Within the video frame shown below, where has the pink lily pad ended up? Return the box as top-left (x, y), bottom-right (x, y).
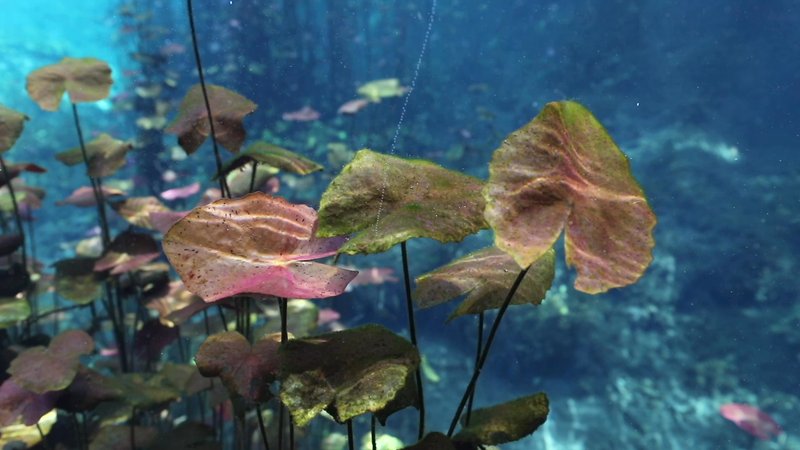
top-left (0, 162), bottom-right (46, 188)
top-left (8, 329), bottom-right (94, 393)
top-left (0, 105), bottom-right (28, 153)
top-left (57, 185), bottom-right (126, 207)
top-left (93, 231), bottom-right (160, 275)
top-left (165, 84), bottom-right (257, 155)
top-left (195, 331), bottom-right (282, 403)
top-left (414, 247), bottom-right (555, 319)
top-left (26, 57), bottom-right (113, 111)
top-left (160, 181), bottom-right (201, 200)
top-left (484, 101), bottom-right (657, 294)
top-left (163, 192), bottom-right (357, 301)
top-left (0, 378), bottom-right (59, 427)
top-left (56, 133), bottom-right (133, 178)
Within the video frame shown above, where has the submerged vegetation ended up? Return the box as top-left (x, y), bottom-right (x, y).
top-left (6, 2), bottom-right (751, 450)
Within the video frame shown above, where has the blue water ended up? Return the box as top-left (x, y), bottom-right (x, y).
top-left (1, 1), bottom-right (798, 449)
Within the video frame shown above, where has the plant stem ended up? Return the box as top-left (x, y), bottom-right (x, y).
top-left (464, 312), bottom-right (484, 425)
top-left (256, 404), bottom-right (271, 450)
top-left (400, 241), bottom-right (425, 439)
top-left (371, 415), bottom-right (377, 450)
top-left (0, 155), bottom-right (26, 268)
top-left (186, 0), bottom-right (230, 199)
top-left (249, 161), bottom-right (258, 193)
top-left (347, 420), bottom-right (355, 450)
top-left (70, 103), bottom-right (110, 249)
top-left (446, 266), bottom-right (530, 437)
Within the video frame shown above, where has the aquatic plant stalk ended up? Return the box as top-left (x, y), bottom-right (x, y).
top-left (256, 404), bottom-right (271, 450)
top-left (347, 420), bottom-right (355, 450)
top-left (464, 312), bottom-right (484, 425)
top-left (249, 161), bottom-right (258, 193)
top-left (446, 266), bottom-right (530, 437)
top-left (400, 241), bottom-right (426, 439)
top-left (186, 0), bottom-right (230, 198)
top-left (371, 415), bottom-right (377, 450)
top-left (0, 155), bottom-right (27, 267)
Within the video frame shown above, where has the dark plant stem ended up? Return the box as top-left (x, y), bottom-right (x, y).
top-left (347, 420), bottom-right (355, 450)
top-left (249, 161), bottom-right (259, 193)
top-left (0, 155), bottom-right (26, 268)
top-left (217, 304), bottom-right (228, 331)
top-left (70, 103), bottom-right (110, 248)
top-left (371, 415), bottom-right (378, 450)
top-left (278, 297), bottom-right (294, 449)
top-left (256, 404), bottom-right (271, 450)
top-left (400, 241), bottom-right (425, 439)
top-left (186, 0), bottom-right (230, 198)
top-left (446, 266), bottom-right (530, 437)
top-left (464, 312), bottom-right (484, 425)
top-left (36, 423), bottom-right (51, 450)
top-left (277, 404), bottom-right (284, 450)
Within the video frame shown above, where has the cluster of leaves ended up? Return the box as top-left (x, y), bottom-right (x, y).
top-left (0, 39), bottom-right (655, 450)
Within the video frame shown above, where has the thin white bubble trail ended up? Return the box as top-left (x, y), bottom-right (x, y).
top-left (372, 0), bottom-right (437, 237)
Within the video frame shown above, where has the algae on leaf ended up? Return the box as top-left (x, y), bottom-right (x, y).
top-left (0, 105), bottom-right (28, 153)
top-left (26, 57), bottom-right (113, 111)
top-left (216, 141), bottom-right (324, 178)
top-left (454, 393), bottom-right (549, 445)
top-left (279, 324), bottom-right (420, 426)
top-left (317, 149), bottom-right (487, 255)
top-left (414, 246), bottom-right (555, 319)
top-left (484, 101), bottom-right (656, 293)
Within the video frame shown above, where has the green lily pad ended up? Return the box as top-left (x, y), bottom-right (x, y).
top-left (357, 79), bottom-right (408, 103)
top-left (279, 324), bottom-right (420, 426)
top-left (195, 331), bottom-right (281, 403)
top-left (224, 162), bottom-right (279, 197)
top-left (54, 257), bottom-right (104, 304)
top-left (165, 84), bottom-right (257, 155)
top-left (317, 149), bottom-right (487, 254)
top-left (454, 393), bottom-right (549, 445)
top-left (414, 247), bottom-right (555, 319)
top-left (110, 196), bottom-right (171, 229)
top-left (8, 329), bottom-right (94, 393)
top-left (0, 409), bottom-right (57, 449)
top-left (0, 105), bottom-right (28, 153)
top-left (26, 57), bottom-right (113, 111)
top-left (400, 433), bottom-right (457, 450)
top-left (56, 133), bottom-right (133, 178)
top-left (216, 141), bottom-right (323, 179)
top-left (484, 101), bottom-right (657, 293)
top-left (163, 192), bottom-right (356, 302)
top-left (0, 296), bottom-right (30, 329)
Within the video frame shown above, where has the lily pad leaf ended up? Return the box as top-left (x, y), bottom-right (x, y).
top-left (145, 281), bottom-right (209, 327)
top-left (216, 141), bottom-right (323, 179)
top-left (57, 185), bottom-right (126, 207)
top-left (56, 133), bottom-right (133, 178)
top-left (0, 296), bottom-right (31, 329)
top-left (165, 84), bottom-right (257, 155)
top-left (0, 105), bottom-right (28, 153)
top-left (163, 192), bottom-right (357, 302)
top-left (357, 79), bottom-right (408, 103)
top-left (94, 231), bottom-right (160, 275)
top-left (0, 162), bottom-right (46, 188)
top-left (225, 162), bottom-right (279, 197)
top-left (279, 324), bottom-right (420, 426)
top-left (0, 409), bottom-right (57, 448)
top-left (110, 196), bottom-right (171, 229)
top-left (195, 331), bottom-right (281, 403)
top-left (454, 393), bottom-right (549, 445)
top-left (400, 433), bottom-right (458, 450)
top-left (0, 379), bottom-right (59, 427)
top-left (0, 233), bottom-right (24, 256)
top-left (8, 329), bottom-right (94, 393)
top-left (89, 425), bottom-right (158, 450)
top-left (317, 149), bottom-right (487, 255)
top-left (55, 366), bottom-right (123, 412)
top-left (484, 101), bottom-right (657, 293)
top-left (26, 57), bottom-right (113, 111)
top-left (54, 257), bottom-right (104, 304)
top-left (414, 247), bottom-right (555, 320)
